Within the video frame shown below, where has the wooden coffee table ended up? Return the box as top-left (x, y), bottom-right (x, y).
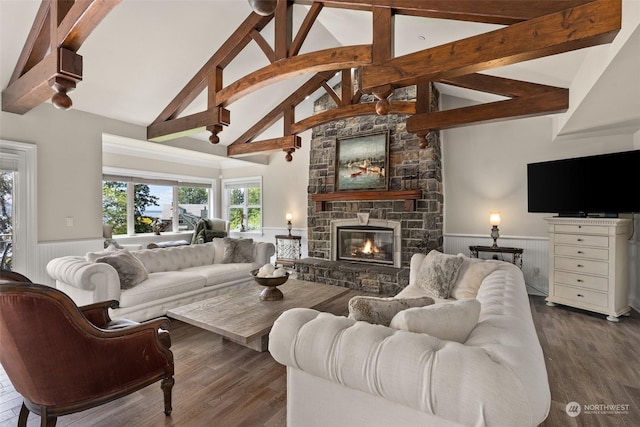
top-left (167, 278), bottom-right (349, 352)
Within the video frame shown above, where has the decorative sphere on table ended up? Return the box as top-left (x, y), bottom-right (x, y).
top-left (250, 267), bottom-right (289, 301)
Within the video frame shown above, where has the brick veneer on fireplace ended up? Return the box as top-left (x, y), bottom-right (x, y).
top-left (300, 84), bottom-right (443, 293)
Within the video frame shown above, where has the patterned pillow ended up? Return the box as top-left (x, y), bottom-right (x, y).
top-left (415, 250), bottom-right (464, 299)
top-left (95, 250), bottom-right (148, 289)
top-left (390, 298), bottom-right (481, 343)
top-left (222, 238), bottom-right (254, 263)
top-left (348, 296), bottom-right (435, 327)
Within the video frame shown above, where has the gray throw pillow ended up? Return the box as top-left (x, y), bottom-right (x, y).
top-left (222, 237), bottom-right (254, 263)
top-left (348, 296), bottom-right (435, 327)
top-left (415, 250), bottom-right (464, 299)
top-left (95, 250), bottom-right (149, 289)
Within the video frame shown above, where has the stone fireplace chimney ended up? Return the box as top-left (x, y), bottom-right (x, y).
top-left (298, 84), bottom-right (443, 294)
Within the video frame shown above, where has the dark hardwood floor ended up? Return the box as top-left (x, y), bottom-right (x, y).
top-left (1, 292), bottom-right (638, 426)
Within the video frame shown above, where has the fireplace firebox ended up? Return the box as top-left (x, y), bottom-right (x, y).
top-left (337, 226), bottom-right (394, 265)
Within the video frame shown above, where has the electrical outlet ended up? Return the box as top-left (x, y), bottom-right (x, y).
top-left (66, 217), bottom-right (74, 227)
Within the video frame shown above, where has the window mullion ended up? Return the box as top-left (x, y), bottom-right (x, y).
top-left (126, 181), bottom-right (135, 235)
top-left (172, 185), bottom-right (179, 233)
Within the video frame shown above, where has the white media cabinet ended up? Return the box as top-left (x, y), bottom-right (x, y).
top-left (545, 217), bottom-right (631, 322)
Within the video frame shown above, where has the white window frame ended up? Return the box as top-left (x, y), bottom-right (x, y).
top-left (222, 176), bottom-right (263, 235)
top-left (103, 167), bottom-right (215, 236)
top-left (0, 140), bottom-right (37, 276)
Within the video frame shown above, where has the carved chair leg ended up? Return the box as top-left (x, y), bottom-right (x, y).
top-left (18, 403), bottom-right (29, 427)
top-left (161, 376), bottom-right (175, 416)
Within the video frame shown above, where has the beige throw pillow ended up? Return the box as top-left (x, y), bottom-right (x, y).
top-left (222, 238), bottom-right (254, 263)
top-left (450, 257), bottom-right (499, 300)
top-left (348, 296), bottom-right (435, 327)
top-left (415, 250), bottom-right (464, 299)
top-left (95, 250), bottom-right (148, 289)
top-left (390, 299), bottom-right (481, 343)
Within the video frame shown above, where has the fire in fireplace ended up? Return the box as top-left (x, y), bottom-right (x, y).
top-left (337, 226), bottom-right (394, 265)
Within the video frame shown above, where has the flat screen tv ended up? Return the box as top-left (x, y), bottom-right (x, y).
top-left (527, 150), bottom-right (640, 217)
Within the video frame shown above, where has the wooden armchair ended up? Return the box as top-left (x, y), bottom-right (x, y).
top-left (0, 281), bottom-right (174, 427)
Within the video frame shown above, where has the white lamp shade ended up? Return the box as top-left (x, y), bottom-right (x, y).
top-left (489, 212), bottom-right (501, 226)
top-left (285, 212), bottom-right (293, 222)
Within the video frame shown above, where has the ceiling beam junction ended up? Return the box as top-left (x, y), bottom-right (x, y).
top-left (2, 0), bottom-right (121, 114)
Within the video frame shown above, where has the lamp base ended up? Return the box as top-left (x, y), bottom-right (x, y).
top-left (490, 226), bottom-right (500, 248)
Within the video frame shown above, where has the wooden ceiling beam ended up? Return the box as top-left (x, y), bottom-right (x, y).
top-left (439, 73), bottom-right (565, 97)
top-left (215, 45), bottom-right (372, 107)
top-left (359, 0), bottom-right (621, 92)
top-left (57, 0), bottom-right (118, 50)
top-left (292, 101), bottom-right (414, 134)
top-left (3, 0), bottom-right (120, 114)
top-left (290, 2), bottom-right (324, 57)
top-left (151, 13), bottom-right (273, 125)
top-left (293, 0), bottom-right (594, 25)
top-left (147, 108), bottom-right (230, 142)
top-left (406, 88), bottom-right (569, 134)
top-left (275, 0), bottom-right (293, 60)
top-left (227, 135), bottom-right (301, 157)
top-left (9, 0), bottom-right (51, 85)
top-left (231, 71), bottom-right (334, 145)
top-left (250, 29), bottom-right (275, 63)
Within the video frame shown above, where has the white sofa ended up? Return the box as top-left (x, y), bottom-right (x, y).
top-left (47, 238), bottom-right (274, 321)
top-left (269, 253), bottom-right (551, 427)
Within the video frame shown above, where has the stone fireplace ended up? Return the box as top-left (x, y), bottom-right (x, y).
top-left (296, 84), bottom-right (443, 294)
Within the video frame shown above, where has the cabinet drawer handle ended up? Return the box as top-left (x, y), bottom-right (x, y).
top-left (577, 238), bottom-right (583, 242)
top-left (577, 251), bottom-right (584, 254)
top-left (577, 294), bottom-right (584, 297)
top-left (577, 264), bottom-right (584, 268)
top-left (577, 279), bottom-right (584, 283)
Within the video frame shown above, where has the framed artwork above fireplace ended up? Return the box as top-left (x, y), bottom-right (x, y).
top-left (335, 131), bottom-right (389, 192)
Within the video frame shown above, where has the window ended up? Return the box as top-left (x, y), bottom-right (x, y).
top-left (103, 173), bottom-right (213, 236)
top-left (0, 140), bottom-right (36, 275)
top-left (223, 177), bottom-right (262, 232)
top-left (0, 170), bottom-right (13, 269)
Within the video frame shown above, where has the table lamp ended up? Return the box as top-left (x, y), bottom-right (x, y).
top-left (286, 212), bottom-right (293, 236)
top-left (489, 211), bottom-right (501, 248)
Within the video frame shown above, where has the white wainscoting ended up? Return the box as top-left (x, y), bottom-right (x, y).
top-left (35, 238), bottom-right (104, 286)
top-left (444, 234), bottom-right (550, 296)
top-left (445, 234), bottom-right (640, 312)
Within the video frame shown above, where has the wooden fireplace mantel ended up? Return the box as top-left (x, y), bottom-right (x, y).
top-left (312, 190), bottom-right (422, 212)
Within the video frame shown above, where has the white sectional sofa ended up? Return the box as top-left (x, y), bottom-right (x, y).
top-left (269, 253), bottom-right (551, 426)
top-left (47, 238), bottom-right (274, 321)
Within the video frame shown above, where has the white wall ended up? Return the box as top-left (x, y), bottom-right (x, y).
top-left (441, 94), bottom-right (639, 308)
top-left (442, 95), bottom-right (635, 237)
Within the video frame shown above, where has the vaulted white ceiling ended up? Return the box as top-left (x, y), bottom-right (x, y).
top-left (1, 1), bottom-right (639, 149)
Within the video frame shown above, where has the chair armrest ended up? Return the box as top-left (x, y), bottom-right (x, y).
top-left (269, 308), bottom-right (539, 426)
top-left (79, 300), bottom-right (119, 328)
top-left (46, 256), bottom-right (121, 303)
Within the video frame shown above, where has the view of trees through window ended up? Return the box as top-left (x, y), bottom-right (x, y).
top-left (103, 180), bottom-right (210, 235)
top-left (228, 186), bottom-right (261, 231)
top-left (0, 171), bottom-right (13, 269)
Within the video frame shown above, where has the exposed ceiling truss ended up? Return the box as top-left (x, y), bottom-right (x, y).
top-left (2, 0), bottom-right (120, 114)
top-left (3, 0), bottom-right (622, 162)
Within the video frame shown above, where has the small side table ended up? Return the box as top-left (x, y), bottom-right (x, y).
top-left (275, 234), bottom-right (302, 267)
top-left (469, 245), bottom-right (523, 268)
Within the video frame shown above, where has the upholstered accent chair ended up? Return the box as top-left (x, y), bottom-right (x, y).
top-left (0, 281), bottom-right (174, 426)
